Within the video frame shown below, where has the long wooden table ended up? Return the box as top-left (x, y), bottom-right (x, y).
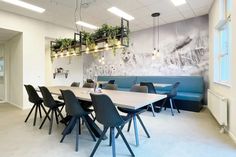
top-left (47, 86), bottom-right (167, 110)
top-left (44, 86), bottom-right (167, 139)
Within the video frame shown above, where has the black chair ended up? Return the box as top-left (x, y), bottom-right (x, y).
top-left (24, 85), bottom-right (49, 126)
top-left (160, 82), bottom-right (180, 116)
top-left (83, 82), bottom-right (94, 88)
top-left (86, 79), bottom-right (94, 83)
top-left (108, 80), bottom-right (115, 84)
top-left (140, 82), bottom-right (156, 117)
top-left (60, 90), bottom-right (96, 152)
top-left (117, 85), bottom-right (150, 146)
top-left (90, 93), bottom-right (135, 157)
top-left (104, 84), bottom-right (118, 90)
top-left (38, 86), bottom-right (65, 134)
top-left (58, 82), bottom-right (80, 100)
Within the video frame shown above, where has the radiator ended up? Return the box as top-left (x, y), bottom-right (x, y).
top-left (207, 89), bottom-right (228, 132)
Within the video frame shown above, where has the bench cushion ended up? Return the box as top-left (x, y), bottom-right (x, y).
top-left (174, 92), bottom-right (203, 102)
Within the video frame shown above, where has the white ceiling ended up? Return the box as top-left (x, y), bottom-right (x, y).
top-left (0, 28), bottom-right (20, 44)
top-left (0, 0), bottom-right (214, 32)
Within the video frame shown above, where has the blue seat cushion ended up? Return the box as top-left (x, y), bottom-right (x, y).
top-left (118, 87), bottom-right (130, 92)
top-left (174, 92), bottom-right (203, 102)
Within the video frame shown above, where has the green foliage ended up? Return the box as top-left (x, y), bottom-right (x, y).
top-left (52, 23), bottom-right (129, 55)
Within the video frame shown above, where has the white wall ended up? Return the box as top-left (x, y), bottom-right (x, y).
top-left (0, 44), bottom-right (5, 101)
top-left (4, 34), bottom-right (23, 108)
top-left (0, 10), bottom-right (83, 109)
top-left (45, 39), bottom-right (83, 86)
top-left (209, 0), bottom-right (236, 141)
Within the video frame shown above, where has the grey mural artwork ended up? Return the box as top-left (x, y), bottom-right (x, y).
top-left (83, 15), bottom-right (209, 83)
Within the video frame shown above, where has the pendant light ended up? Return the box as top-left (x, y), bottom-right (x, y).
top-left (151, 12), bottom-right (161, 60)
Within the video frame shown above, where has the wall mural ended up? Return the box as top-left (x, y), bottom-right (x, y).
top-left (83, 15), bottom-right (209, 83)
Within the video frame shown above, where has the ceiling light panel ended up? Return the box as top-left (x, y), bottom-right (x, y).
top-left (171, 0), bottom-right (186, 6)
top-left (76, 21), bottom-right (99, 30)
top-left (1, 0), bottom-right (45, 13)
top-left (107, 7), bottom-right (134, 21)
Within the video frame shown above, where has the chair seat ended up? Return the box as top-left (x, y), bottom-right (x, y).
top-left (58, 95), bottom-right (63, 100)
top-left (55, 100), bottom-right (65, 107)
top-left (118, 106), bottom-right (146, 114)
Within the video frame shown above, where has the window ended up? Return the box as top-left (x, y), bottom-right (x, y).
top-left (214, 0), bottom-right (232, 85)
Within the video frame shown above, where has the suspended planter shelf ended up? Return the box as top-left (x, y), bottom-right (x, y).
top-left (50, 18), bottom-right (129, 59)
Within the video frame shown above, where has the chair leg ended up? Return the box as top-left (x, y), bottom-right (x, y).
top-left (115, 127), bottom-right (135, 157)
top-left (137, 115), bottom-right (150, 138)
top-left (169, 99), bottom-right (174, 116)
top-left (24, 104), bottom-right (36, 123)
top-left (115, 124), bottom-right (125, 138)
top-left (60, 117), bottom-right (76, 142)
top-left (111, 127), bottom-right (116, 157)
top-left (150, 103), bottom-right (156, 117)
top-left (56, 108), bottom-right (64, 120)
top-left (55, 109), bottom-right (59, 124)
top-left (90, 127), bottom-right (109, 157)
top-left (76, 118), bottom-right (80, 152)
top-left (49, 110), bottom-right (54, 135)
top-left (59, 105), bottom-right (64, 113)
top-left (33, 105), bottom-right (38, 126)
top-left (39, 109), bottom-right (51, 129)
top-left (172, 100), bottom-right (180, 113)
top-left (79, 117), bottom-right (81, 135)
top-left (40, 104), bottom-right (51, 120)
top-left (82, 117), bottom-right (96, 142)
top-left (109, 128), bottom-right (112, 146)
top-left (160, 98), bottom-right (167, 112)
top-left (38, 104), bottom-right (42, 118)
top-left (127, 118), bottom-right (132, 132)
top-left (133, 115), bottom-right (139, 146)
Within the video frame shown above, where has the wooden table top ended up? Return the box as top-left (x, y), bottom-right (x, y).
top-left (46, 86), bottom-right (167, 110)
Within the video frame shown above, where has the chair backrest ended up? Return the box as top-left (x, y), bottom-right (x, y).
top-left (168, 82), bottom-right (180, 98)
top-left (108, 80), bottom-right (115, 84)
top-left (130, 85), bottom-right (148, 93)
top-left (86, 79), bottom-right (94, 83)
top-left (140, 82), bottom-right (156, 94)
top-left (71, 82), bottom-right (80, 87)
top-left (24, 85), bottom-right (42, 104)
top-left (83, 82), bottom-right (94, 88)
top-left (39, 86), bottom-right (56, 108)
top-left (104, 84), bottom-right (118, 90)
top-left (90, 93), bottom-right (124, 127)
top-left (61, 90), bottom-right (85, 116)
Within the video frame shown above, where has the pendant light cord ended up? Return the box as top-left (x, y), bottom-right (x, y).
top-left (158, 15), bottom-right (159, 52)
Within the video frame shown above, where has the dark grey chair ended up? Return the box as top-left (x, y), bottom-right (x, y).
top-left (160, 82), bottom-right (180, 116)
top-left (24, 85), bottom-right (49, 126)
top-left (58, 82), bottom-right (80, 100)
top-left (104, 84), bottom-right (118, 90)
top-left (86, 79), bottom-right (94, 83)
top-left (38, 86), bottom-right (64, 134)
top-left (117, 85), bottom-right (150, 146)
top-left (108, 80), bottom-right (115, 84)
top-left (60, 90), bottom-right (96, 152)
top-left (140, 82), bottom-right (156, 117)
top-left (83, 82), bottom-right (94, 88)
top-left (90, 93), bottom-right (134, 157)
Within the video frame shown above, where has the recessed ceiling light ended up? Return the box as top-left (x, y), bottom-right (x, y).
top-left (171, 0), bottom-right (186, 6)
top-left (76, 21), bottom-right (99, 30)
top-left (2, 0), bottom-right (45, 13)
top-left (107, 7), bottom-right (134, 21)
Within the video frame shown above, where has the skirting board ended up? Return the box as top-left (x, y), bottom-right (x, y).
top-left (6, 101), bottom-right (23, 110)
top-left (228, 131), bottom-right (236, 144)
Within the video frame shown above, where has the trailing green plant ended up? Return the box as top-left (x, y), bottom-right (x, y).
top-left (51, 23), bottom-right (129, 57)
